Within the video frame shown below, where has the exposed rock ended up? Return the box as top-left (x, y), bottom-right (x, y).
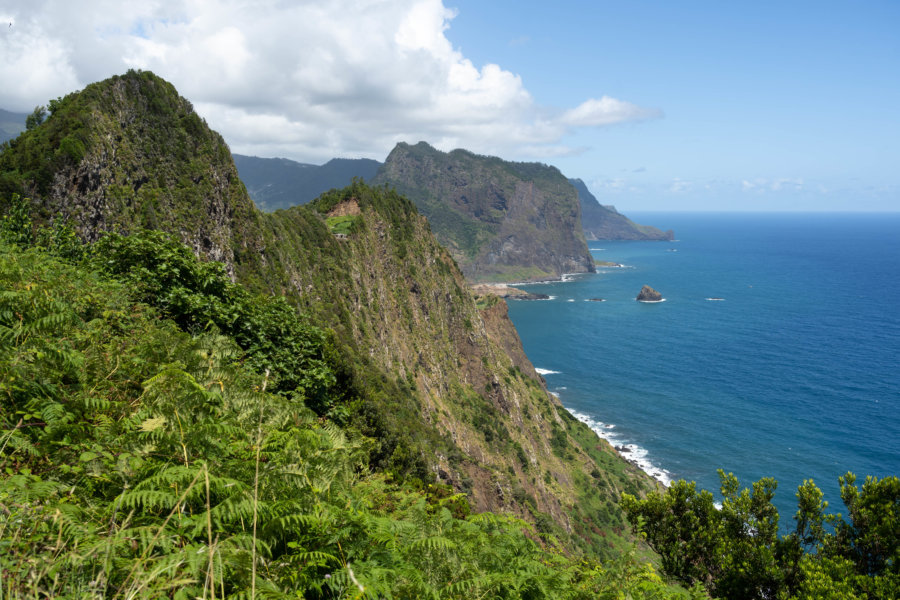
top-left (373, 142), bottom-right (595, 283)
top-left (637, 285), bottom-right (664, 302)
top-left (470, 284), bottom-right (551, 301)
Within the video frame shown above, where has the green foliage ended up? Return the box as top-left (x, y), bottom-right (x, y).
top-left (0, 240), bottom-right (690, 599)
top-left (623, 470), bottom-right (900, 599)
top-left (325, 214), bottom-right (361, 235)
top-left (88, 229), bottom-right (336, 406)
top-left (0, 193), bottom-right (33, 246)
top-left (24, 106), bottom-right (46, 131)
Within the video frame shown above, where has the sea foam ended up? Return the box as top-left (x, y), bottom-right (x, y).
top-left (568, 408), bottom-right (673, 487)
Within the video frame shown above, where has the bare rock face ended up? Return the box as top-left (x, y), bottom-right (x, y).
top-left (373, 142), bottom-right (595, 283)
top-left (636, 285), bottom-right (663, 302)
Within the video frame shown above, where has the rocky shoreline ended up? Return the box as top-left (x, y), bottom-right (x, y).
top-left (470, 283), bottom-right (550, 300)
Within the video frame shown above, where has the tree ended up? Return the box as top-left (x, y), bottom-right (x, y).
top-left (623, 472), bottom-right (900, 599)
top-left (25, 105), bottom-right (46, 130)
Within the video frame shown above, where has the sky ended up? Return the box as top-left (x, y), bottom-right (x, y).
top-left (1, 0), bottom-right (898, 211)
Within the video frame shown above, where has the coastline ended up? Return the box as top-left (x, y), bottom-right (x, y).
top-left (568, 406), bottom-right (673, 487)
top-left (541, 370), bottom-right (673, 488)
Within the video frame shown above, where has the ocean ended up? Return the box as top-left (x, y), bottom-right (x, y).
top-left (505, 212), bottom-right (900, 523)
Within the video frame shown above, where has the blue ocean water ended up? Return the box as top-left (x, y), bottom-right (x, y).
top-left (506, 212), bottom-right (900, 523)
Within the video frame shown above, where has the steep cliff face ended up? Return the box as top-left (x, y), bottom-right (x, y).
top-left (373, 142), bottom-right (595, 283)
top-left (0, 71), bottom-right (655, 558)
top-left (571, 178), bottom-right (674, 241)
top-left (0, 71), bottom-right (261, 276)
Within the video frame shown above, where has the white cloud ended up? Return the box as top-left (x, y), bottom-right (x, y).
top-left (0, 0), bottom-right (660, 163)
top-left (560, 96), bottom-right (662, 127)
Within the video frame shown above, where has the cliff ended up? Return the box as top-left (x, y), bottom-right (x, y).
top-left (373, 142), bottom-right (595, 283)
top-left (570, 178), bottom-right (673, 241)
top-left (0, 71), bottom-right (655, 558)
top-left (0, 71), bottom-right (259, 276)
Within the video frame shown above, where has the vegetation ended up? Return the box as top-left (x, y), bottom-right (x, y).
top-left (1, 70), bottom-right (895, 599)
top-left (0, 211), bottom-right (695, 599)
top-left (623, 470), bottom-right (899, 599)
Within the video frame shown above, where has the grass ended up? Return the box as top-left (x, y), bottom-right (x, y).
top-left (325, 214), bottom-right (360, 235)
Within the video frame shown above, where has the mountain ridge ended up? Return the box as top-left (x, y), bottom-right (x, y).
top-left (233, 153), bottom-right (381, 211)
top-left (373, 141), bottom-right (595, 283)
top-left (571, 178), bottom-right (674, 241)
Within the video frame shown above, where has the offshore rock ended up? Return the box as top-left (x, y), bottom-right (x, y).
top-left (636, 285), bottom-right (663, 302)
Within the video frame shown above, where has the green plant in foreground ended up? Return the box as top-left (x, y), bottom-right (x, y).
top-left (623, 470), bottom-right (899, 600)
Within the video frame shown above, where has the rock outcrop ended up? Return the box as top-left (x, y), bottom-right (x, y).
top-left (373, 142), bottom-right (595, 283)
top-left (637, 285), bottom-right (664, 302)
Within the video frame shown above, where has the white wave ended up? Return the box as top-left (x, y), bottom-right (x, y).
top-left (535, 368), bottom-right (561, 375)
top-left (637, 298), bottom-right (667, 303)
top-left (705, 297), bottom-right (725, 301)
top-left (568, 408), bottom-right (674, 487)
top-left (566, 298), bottom-right (575, 302)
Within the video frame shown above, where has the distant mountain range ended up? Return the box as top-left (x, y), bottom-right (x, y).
top-left (0, 109), bottom-right (27, 144)
top-left (570, 178), bottom-right (673, 241)
top-left (232, 154), bottom-right (380, 211)
top-left (234, 147), bottom-right (673, 282)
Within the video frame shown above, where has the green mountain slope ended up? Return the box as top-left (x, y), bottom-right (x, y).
top-left (570, 178), bottom-right (673, 241)
top-left (373, 142), bottom-right (595, 283)
top-left (0, 223), bottom-right (702, 597)
top-left (233, 154), bottom-right (381, 211)
top-left (0, 71), bottom-right (657, 561)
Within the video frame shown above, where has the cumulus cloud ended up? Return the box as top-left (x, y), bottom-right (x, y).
top-left (0, 0), bottom-right (660, 163)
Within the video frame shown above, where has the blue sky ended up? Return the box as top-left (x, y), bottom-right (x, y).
top-left (1, 0), bottom-right (898, 211)
top-left (445, 1), bottom-right (900, 210)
